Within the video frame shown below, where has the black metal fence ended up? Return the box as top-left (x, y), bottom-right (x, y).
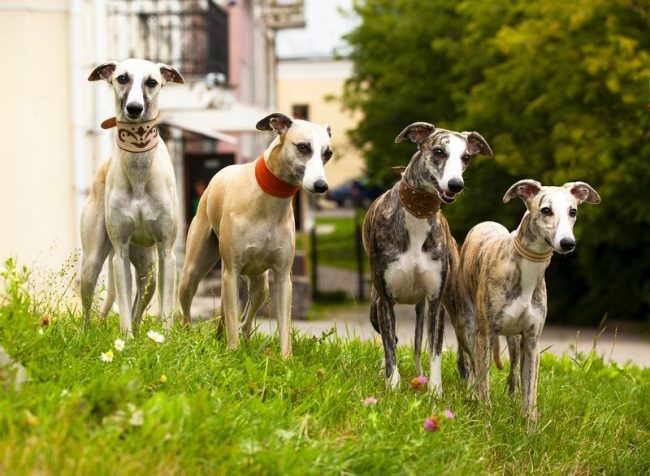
top-left (108, 0), bottom-right (229, 79)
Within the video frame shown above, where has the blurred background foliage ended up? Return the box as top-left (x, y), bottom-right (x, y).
top-left (342, 0), bottom-right (650, 324)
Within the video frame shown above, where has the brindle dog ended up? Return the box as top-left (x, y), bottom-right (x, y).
top-left (455, 179), bottom-right (600, 419)
top-left (363, 122), bottom-right (492, 392)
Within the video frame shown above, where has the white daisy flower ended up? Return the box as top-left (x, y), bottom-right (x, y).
top-left (100, 350), bottom-right (114, 363)
top-left (114, 338), bottom-right (126, 352)
top-left (146, 330), bottom-right (165, 343)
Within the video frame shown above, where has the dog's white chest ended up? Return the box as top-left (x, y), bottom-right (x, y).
top-left (499, 260), bottom-right (545, 335)
top-left (383, 214), bottom-right (442, 304)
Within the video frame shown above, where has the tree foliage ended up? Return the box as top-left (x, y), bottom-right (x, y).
top-left (343, 0), bottom-right (650, 324)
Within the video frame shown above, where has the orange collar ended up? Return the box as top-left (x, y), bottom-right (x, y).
top-left (254, 156), bottom-right (300, 198)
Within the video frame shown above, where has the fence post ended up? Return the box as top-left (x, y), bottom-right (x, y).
top-left (310, 225), bottom-right (319, 300)
top-left (355, 207), bottom-right (365, 301)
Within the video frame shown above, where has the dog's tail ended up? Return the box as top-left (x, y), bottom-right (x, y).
top-left (492, 335), bottom-right (504, 370)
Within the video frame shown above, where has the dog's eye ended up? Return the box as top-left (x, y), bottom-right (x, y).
top-left (296, 143), bottom-right (311, 154)
top-left (323, 149), bottom-right (333, 161)
top-left (433, 148), bottom-right (445, 157)
top-left (569, 208), bottom-right (577, 218)
top-left (540, 207), bottom-right (553, 216)
top-left (116, 74), bottom-right (129, 84)
top-left (462, 154), bottom-right (471, 162)
top-left (145, 78), bottom-right (158, 88)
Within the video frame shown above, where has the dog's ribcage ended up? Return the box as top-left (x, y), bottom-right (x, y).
top-left (384, 212), bottom-right (443, 304)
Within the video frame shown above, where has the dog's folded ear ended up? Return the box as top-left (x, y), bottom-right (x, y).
top-left (563, 182), bottom-right (601, 205)
top-left (463, 131), bottom-right (493, 158)
top-left (503, 179), bottom-right (543, 203)
top-left (159, 64), bottom-right (184, 85)
top-left (256, 113), bottom-right (294, 135)
top-left (395, 122), bottom-right (435, 144)
top-left (88, 61), bottom-right (117, 82)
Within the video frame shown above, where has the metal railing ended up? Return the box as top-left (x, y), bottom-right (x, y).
top-left (107, 0), bottom-right (228, 78)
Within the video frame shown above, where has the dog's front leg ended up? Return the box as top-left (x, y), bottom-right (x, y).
top-left (157, 242), bottom-right (177, 330)
top-left (112, 243), bottom-right (134, 338)
top-left (506, 335), bottom-right (522, 395)
top-left (413, 301), bottom-right (425, 376)
top-left (521, 334), bottom-right (540, 421)
top-left (272, 269), bottom-right (293, 358)
top-left (221, 266), bottom-right (240, 350)
top-left (426, 299), bottom-right (445, 395)
top-left (377, 297), bottom-right (399, 388)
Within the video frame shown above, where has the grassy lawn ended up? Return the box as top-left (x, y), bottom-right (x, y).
top-left (297, 213), bottom-right (366, 272)
top-left (1, 261), bottom-right (650, 474)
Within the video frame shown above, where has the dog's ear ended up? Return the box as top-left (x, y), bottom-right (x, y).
top-left (256, 113), bottom-right (294, 135)
top-left (563, 181), bottom-right (601, 205)
top-left (395, 122), bottom-right (435, 144)
top-left (503, 179), bottom-right (543, 203)
top-left (463, 131), bottom-right (493, 158)
top-left (324, 124), bottom-right (332, 137)
top-left (88, 61), bottom-right (117, 82)
top-left (159, 63), bottom-right (184, 85)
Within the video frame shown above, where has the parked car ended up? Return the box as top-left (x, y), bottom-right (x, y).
top-left (323, 179), bottom-right (383, 208)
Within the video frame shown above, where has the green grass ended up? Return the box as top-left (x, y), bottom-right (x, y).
top-left (1, 259), bottom-right (650, 475)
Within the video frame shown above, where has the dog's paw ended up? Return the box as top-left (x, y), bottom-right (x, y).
top-left (385, 368), bottom-right (401, 389)
top-left (427, 381), bottom-right (443, 396)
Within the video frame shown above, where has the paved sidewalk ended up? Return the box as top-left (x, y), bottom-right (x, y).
top-left (191, 297), bottom-right (650, 367)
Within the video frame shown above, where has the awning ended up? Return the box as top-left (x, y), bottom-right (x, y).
top-left (162, 103), bottom-right (273, 135)
top-left (161, 116), bottom-right (239, 144)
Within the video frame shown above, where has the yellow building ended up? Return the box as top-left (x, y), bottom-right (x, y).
top-left (277, 58), bottom-right (364, 189)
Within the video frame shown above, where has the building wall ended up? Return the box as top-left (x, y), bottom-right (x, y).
top-left (277, 59), bottom-right (364, 188)
top-left (0, 1), bottom-right (76, 269)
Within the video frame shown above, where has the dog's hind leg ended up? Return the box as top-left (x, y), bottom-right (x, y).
top-left (378, 297), bottom-right (399, 388)
top-left (414, 301), bottom-right (425, 376)
top-left (506, 335), bottom-right (521, 395)
top-left (241, 272), bottom-right (268, 339)
top-left (130, 245), bottom-right (157, 331)
top-left (99, 251), bottom-right (115, 319)
top-left (80, 220), bottom-right (112, 328)
top-left (426, 299), bottom-right (445, 395)
top-left (179, 215), bottom-right (220, 325)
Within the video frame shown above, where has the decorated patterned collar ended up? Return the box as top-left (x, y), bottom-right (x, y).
top-left (101, 116), bottom-right (160, 153)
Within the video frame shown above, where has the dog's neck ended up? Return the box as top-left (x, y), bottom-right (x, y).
top-left (102, 115), bottom-right (160, 153)
top-left (398, 160), bottom-right (441, 218)
top-left (252, 141), bottom-right (301, 201)
top-left (514, 213), bottom-right (553, 263)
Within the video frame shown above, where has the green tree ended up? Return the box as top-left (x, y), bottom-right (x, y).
top-left (343, 0), bottom-right (650, 324)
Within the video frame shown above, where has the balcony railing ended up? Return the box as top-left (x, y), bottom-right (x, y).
top-left (108, 0), bottom-right (229, 79)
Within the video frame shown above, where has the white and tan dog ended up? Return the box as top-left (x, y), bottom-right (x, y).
top-left (455, 179), bottom-right (600, 419)
top-left (80, 59), bottom-right (184, 336)
top-left (178, 113), bottom-right (332, 357)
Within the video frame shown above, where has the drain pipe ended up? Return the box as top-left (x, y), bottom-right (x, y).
top-left (69, 0), bottom-right (85, 248)
top-left (93, 0), bottom-right (112, 171)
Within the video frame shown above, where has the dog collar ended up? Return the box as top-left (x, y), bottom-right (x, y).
top-left (254, 156), bottom-right (300, 198)
top-left (101, 116), bottom-right (160, 153)
top-left (398, 180), bottom-right (441, 218)
top-left (513, 234), bottom-right (553, 262)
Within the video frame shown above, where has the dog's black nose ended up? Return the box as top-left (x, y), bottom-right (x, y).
top-left (126, 102), bottom-right (144, 116)
top-left (447, 178), bottom-right (464, 193)
top-left (559, 238), bottom-right (576, 252)
top-left (313, 180), bottom-right (329, 193)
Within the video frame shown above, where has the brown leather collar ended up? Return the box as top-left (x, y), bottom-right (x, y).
top-left (398, 180), bottom-right (441, 218)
